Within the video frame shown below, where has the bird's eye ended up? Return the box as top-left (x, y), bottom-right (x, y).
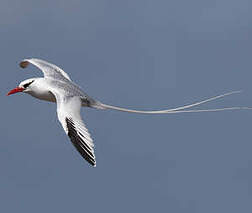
top-left (23, 80), bottom-right (34, 89)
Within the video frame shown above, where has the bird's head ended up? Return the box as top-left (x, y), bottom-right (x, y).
top-left (7, 78), bottom-right (36, 96)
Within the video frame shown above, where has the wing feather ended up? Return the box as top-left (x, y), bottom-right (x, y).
top-left (50, 90), bottom-right (96, 167)
top-left (20, 58), bottom-right (71, 81)
top-left (66, 118), bottom-right (96, 166)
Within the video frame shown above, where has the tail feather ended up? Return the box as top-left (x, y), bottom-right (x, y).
top-left (95, 91), bottom-right (252, 114)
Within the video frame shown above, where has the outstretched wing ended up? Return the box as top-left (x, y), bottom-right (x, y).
top-left (51, 90), bottom-right (96, 166)
top-left (20, 58), bottom-right (72, 82)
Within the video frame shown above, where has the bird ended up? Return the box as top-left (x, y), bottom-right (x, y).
top-left (7, 58), bottom-right (250, 167)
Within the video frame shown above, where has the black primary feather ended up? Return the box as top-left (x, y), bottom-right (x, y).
top-left (66, 117), bottom-right (96, 166)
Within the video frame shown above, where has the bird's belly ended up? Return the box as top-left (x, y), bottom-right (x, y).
top-left (29, 90), bottom-right (56, 102)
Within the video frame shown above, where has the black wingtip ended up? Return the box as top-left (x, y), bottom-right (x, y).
top-left (66, 118), bottom-right (96, 167)
top-left (19, 60), bottom-right (29, 68)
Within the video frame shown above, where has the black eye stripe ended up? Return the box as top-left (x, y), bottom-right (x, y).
top-left (23, 80), bottom-right (34, 88)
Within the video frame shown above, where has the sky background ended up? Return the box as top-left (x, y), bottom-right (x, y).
top-left (1, 0), bottom-right (252, 212)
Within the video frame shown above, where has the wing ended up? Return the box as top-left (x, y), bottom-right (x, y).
top-left (52, 90), bottom-right (96, 166)
top-left (20, 58), bottom-right (72, 82)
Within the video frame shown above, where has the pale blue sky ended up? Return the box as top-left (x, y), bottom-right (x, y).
top-left (1, 0), bottom-right (252, 212)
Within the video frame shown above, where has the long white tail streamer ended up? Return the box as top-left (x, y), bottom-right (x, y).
top-left (99, 90), bottom-right (252, 114)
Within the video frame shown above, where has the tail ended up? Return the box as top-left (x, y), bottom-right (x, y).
top-left (94, 90), bottom-right (252, 114)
